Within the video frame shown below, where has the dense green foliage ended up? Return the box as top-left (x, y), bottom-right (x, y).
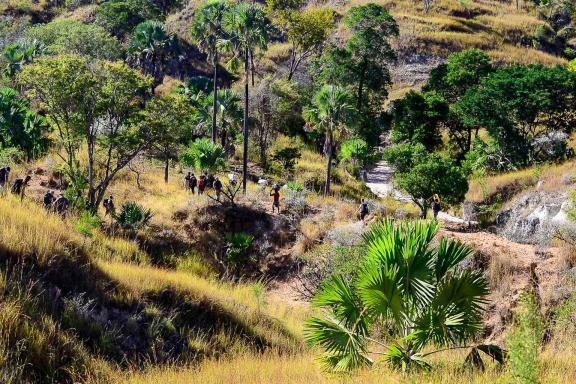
top-left (27, 20), bottom-right (124, 60)
top-left (96, 0), bottom-right (160, 37)
top-left (457, 64), bottom-right (576, 166)
top-left (180, 138), bottom-right (226, 173)
top-left (384, 143), bottom-right (468, 216)
top-left (390, 90), bottom-right (448, 151)
top-left (312, 4), bottom-right (398, 146)
top-left (0, 87), bottom-right (49, 160)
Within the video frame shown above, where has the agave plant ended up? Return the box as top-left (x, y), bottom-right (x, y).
top-left (114, 201), bottom-right (152, 239)
top-left (304, 219), bottom-right (504, 372)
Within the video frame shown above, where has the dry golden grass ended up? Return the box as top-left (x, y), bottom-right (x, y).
top-left (346, 0), bottom-right (563, 67)
top-left (105, 165), bottom-right (204, 228)
top-left (114, 349), bottom-right (576, 384)
top-left (467, 160), bottom-right (576, 202)
top-left (487, 45), bottom-right (568, 66)
top-left (0, 194), bottom-right (82, 263)
top-left (466, 168), bottom-right (539, 202)
top-left (98, 260), bottom-right (312, 342)
top-left (0, 193), bottom-right (149, 265)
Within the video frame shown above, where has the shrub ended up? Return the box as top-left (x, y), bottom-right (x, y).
top-left (114, 202), bottom-right (152, 238)
top-left (223, 232), bottom-right (255, 272)
top-left (507, 292), bottom-right (543, 384)
top-left (75, 211), bottom-right (101, 238)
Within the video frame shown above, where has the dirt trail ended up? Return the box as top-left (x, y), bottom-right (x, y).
top-left (366, 160), bottom-right (476, 224)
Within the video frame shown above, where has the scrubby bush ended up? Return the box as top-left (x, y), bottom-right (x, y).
top-left (507, 293), bottom-right (543, 384)
top-left (114, 202), bottom-right (152, 238)
top-left (223, 232), bottom-right (255, 274)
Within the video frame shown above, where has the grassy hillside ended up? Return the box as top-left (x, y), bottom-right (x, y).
top-left (0, 193), bottom-right (308, 383)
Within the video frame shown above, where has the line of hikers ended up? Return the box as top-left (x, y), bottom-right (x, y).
top-left (183, 171), bottom-right (222, 197)
top-left (356, 193), bottom-right (442, 222)
top-left (1, 166), bottom-right (72, 216)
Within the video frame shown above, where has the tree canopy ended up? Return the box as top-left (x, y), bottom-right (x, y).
top-left (384, 143), bottom-right (469, 216)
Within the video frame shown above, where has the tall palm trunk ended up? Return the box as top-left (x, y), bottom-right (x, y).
top-left (211, 54), bottom-right (218, 143)
top-left (324, 127), bottom-right (333, 195)
top-left (242, 46), bottom-right (249, 194)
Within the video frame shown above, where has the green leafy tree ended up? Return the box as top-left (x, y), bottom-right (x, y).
top-left (18, 55), bottom-right (98, 182)
top-left (390, 90), bottom-right (448, 151)
top-left (422, 49), bottom-right (493, 158)
top-left (384, 143), bottom-right (468, 217)
top-left (191, 0), bottom-right (231, 142)
top-left (285, 8), bottom-right (334, 80)
top-left (180, 137), bottom-right (226, 173)
top-left (88, 61), bottom-right (154, 211)
top-left (304, 85), bottom-right (356, 195)
top-left (19, 56), bottom-right (155, 212)
top-left (143, 93), bottom-right (192, 182)
top-left (425, 49), bottom-right (493, 102)
top-left (312, 4), bottom-right (398, 145)
top-left (0, 87), bottom-right (50, 160)
top-left (305, 219), bottom-right (503, 372)
top-left (340, 138), bottom-right (369, 168)
top-left (128, 20), bottom-right (179, 86)
top-left (224, 1), bottom-right (274, 193)
top-left (456, 64), bottom-right (576, 166)
top-left (26, 20), bottom-right (124, 61)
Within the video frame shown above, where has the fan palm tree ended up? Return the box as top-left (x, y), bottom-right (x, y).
top-left (128, 20), bottom-right (178, 86)
top-left (190, 0), bottom-right (231, 143)
top-left (215, 89), bottom-right (242, 148)
top-left (224, 2), bottom-right (273, 194)
top-left (304, 84), bottom-right (356, 195)
top-left (180, 137), bottom-right (226, 173)
top-left (305, 219), bottom-right (504, 372)
top-left (186, 89), bottom-right (241, 146)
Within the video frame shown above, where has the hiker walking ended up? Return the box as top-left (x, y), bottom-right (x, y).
top-left (428, 193), bottom-right (442, 220)
top-left (43, 190), bottom-right (55, 210)
top-left (198, 174), bottom-right (206, 195)
top-left (214, 177), bottom-right (223, 201)
top-left (358, 198), bottom-right (369, 221)
top-left (103, 195), bottom-right (115, 216)
top-left (0, 166), bottom-right (10, 189)
top-left (205, 171), bottom-right (214, 189)
top-left (11, 175), bottom-right (31, 201)
top-left (270, 184), bottom-right (280, 213)
top-left (190, 173), bottom-right (197, 194)
top-left (53, 193), bottom-right (70, 217)
top-left (184, 172), bottom-right (192, 191)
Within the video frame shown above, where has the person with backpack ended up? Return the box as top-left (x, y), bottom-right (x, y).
top-left (214, 177), bottom-right (223, 201)
top-left (103, 195), bottom-right (115, 216)
top-left (270, 184), bottom-right (280, 213)
top-left (198, 174), bottom-right (206, 195)
top-left (358, 198), bottom-right (369, 221)
top-left (0, 166), bottom-right (10, 188)
top-left (43, 190), bottom-right (55, 210)
top-left (428, 193), bottom-right (442, 220)
top-left (190, 173), bottom-right (197, 194)
top-left (53, 193), bottom-right (70, 217)
top-left (11, 175), bottom-right (31, 201)
top-left (184, 172), bottom-right (192, 191)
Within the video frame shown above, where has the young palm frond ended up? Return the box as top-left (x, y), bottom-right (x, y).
top-left (305, 219), bottom-right (503, 372)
